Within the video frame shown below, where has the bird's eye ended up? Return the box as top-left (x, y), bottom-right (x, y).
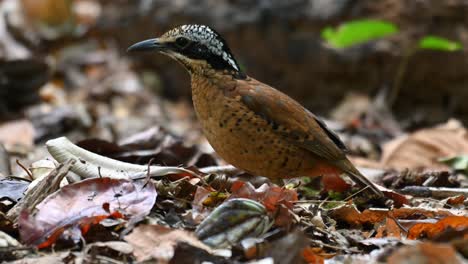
top-left (175, 37), bottom-right (190, 48)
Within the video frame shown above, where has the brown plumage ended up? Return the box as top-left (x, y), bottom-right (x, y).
top-left (128, 24), bottom-right (384, 198)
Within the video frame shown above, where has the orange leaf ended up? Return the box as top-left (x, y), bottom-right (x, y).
top-left (302, 247), bottom-right (325, 264)
top-left (447, 195), bottom-right (465, 206)
top-left (407, 216), bottom-right (468, 239)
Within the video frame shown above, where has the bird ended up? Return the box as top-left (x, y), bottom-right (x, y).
top-left (127, 24), bottom-right (384, 198)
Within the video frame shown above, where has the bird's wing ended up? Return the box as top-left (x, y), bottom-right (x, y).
top-left (226, 77), bottom-right (347, 162)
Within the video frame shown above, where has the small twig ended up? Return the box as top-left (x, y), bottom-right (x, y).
top-left (16, 159), bottom-right (33, 181)
top-left (293, 200), bottom-right (346, 204)
top-left (97, 166), bottom-right (103, 178)
top-left (142, 157), bottom-right (157, 189)
top-left (343, 185), bottom-right (370, 201)
top-left (318, 242), bottom-right (362, 254)
top-left (388, 214), bottom-right (408, 234)
top-left (318, 197), bottom-right (330, 209)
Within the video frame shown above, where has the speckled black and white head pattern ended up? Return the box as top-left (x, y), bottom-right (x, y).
top-left (162, 24), bottom-right (242, 74)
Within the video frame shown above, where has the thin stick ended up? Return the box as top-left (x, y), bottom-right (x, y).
top-left (16, 159), bottom-right (33, 181)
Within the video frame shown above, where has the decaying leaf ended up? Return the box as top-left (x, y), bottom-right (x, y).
top-left (19, 177), bottom-right (156, 248)
top-left (195, 198), bottom-right (271, 248)
top-left (407, 216), bottom-right (468, 239)
top-left (381, 120), bottom-right (468, 170)
top-left (125, 224), bottom-right (212, 262)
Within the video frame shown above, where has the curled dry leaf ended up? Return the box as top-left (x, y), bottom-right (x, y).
top-left (381, 119), bottom-right (468, 170)
top-left (407, 216), bottom-right (468, 239)
top-left (230, 181), bottom-right (298, 227)
top-left (46, 136), bottom-right (196, 180)
top-left (195, 198), bottom-right (272, 248)
top-left (124, 224), bottom-right (212, 262)
top-left (19, 177), bottom-right (156, 248)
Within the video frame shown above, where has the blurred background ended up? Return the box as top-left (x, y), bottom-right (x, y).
top-left (0, 0), bottom-right (467, 158)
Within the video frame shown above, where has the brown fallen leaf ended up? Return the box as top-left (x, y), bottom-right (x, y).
top-left (407, 216), bottom-right (468, 239)
top-left (230, 181), bottom-right (298, 227)
top-left (84, 241), bottom-right (134, 261)
top-left (381, 119), bottom-right (468, 170)
top-left (375, 217), bottom-right (402, 239)
top-left (124, 224), bottom-right (212, 263)
top-left (387, 242), bottom-right (463, 264)
top-left (19, 177), bottom-right (156, 248)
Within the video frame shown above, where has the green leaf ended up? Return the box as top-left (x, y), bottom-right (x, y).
top-left (418, 36), bottom-right (462, 51)
top-left (321, 19), bottom-right (399, 48)
top-left (439, 155), bottom-right (468, 173)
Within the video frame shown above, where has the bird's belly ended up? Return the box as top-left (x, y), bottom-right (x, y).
top-left (197, 98), bottom-right (308, 179)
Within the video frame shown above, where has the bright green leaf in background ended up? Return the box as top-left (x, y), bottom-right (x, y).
top-left (321, 19), bottom-right (399, 48)
top-left (439, 155), bottom-right (468, 174)
top-left (418, 36), bottom-right (463, 51)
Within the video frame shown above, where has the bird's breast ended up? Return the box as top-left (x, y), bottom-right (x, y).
top-left (190, 75), bottom-right (311, 179)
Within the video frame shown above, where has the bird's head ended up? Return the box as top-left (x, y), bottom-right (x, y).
top-left (128, 24), bottom-right (244, 78)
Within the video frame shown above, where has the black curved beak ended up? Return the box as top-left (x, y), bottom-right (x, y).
top-left (127, 38), bottom-right (165, 52)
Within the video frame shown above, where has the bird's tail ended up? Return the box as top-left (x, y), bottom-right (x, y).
top-left (335, 159), bottom-right (385, 198)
